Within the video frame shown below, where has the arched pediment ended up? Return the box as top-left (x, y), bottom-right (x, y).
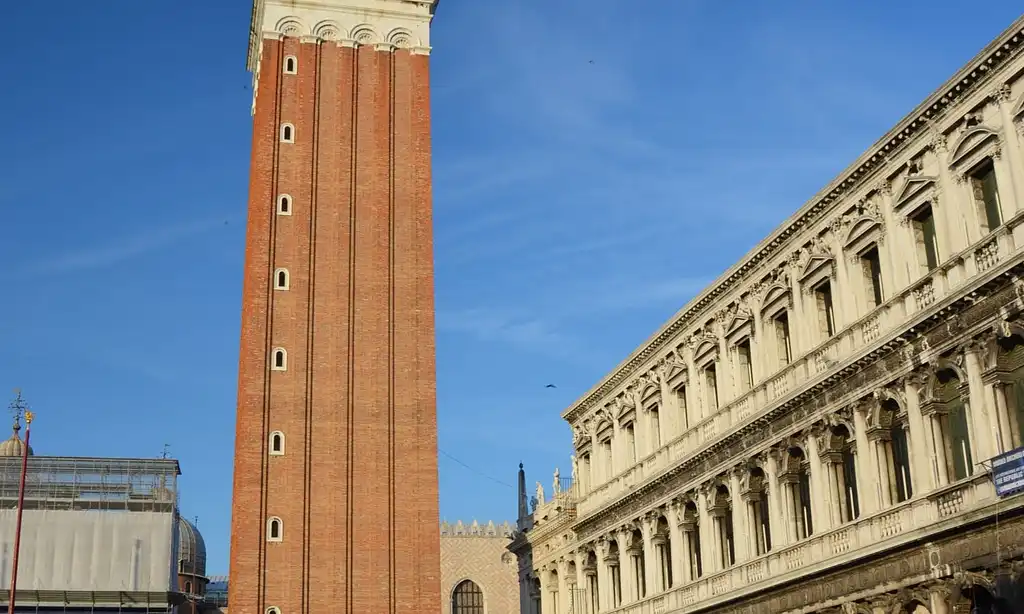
top-left (893, 175), bottom-right (938, 209)
top-left (843, 216), bottom-right (882, 249)
top-left (694, 339), bottom-right (717, 360)
top-left (949, 125), bottom-right (999, 168)
top-left (760, 284), bottom-right (790, 311)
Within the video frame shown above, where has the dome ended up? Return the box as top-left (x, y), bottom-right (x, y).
top-left (0, 422), bottom-right (33, 458)
top-left (178, 516), bottom-right (208, 578)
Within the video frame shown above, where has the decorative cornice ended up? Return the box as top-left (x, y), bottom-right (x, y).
top-left (248, 0), bottom-right (438, 70)
top-left (562, 19), bottom-right (1024, 425)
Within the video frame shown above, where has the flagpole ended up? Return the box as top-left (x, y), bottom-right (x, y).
top-left (7, 400), bottom-right (32, 614)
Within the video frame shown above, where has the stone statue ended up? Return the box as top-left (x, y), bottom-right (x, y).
top-left (571, 454), bottom-right (578, 482)
top-left (535, 481), bottom-right (544, 505)
top-left (553, 468), bottom-right (561, 494)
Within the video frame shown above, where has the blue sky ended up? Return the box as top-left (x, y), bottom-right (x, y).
top-left (0, 0), bottom-right (1020, 574)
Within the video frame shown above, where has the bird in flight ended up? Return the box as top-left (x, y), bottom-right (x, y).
top-left (545, 384), bottom-right (557, 388)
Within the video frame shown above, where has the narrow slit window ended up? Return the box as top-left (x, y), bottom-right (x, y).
top-left (267, 517), bottom-right (283, 542)
top-left (274, 268), bottom-right (290, 290)
top-left (283, 56), bottom-right (297, 74)
top-left (270, 431), bottom-right (285, 455)
top-left (277, 194), bottom-right (292, 215)
top-left (280, 123), bottom-right (294, 143)
top-left (272, 348), bottom-right (287, 371)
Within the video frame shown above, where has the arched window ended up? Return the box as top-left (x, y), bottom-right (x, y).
top-left (184, 581), bottom-right (192, 594)
top-left (274, 268), bottom-right (290, 290)
top-left (267, 517), bottom-right (283, 542)
top-left (280, 123), bottom-right (294, 143)
top-left (283, 55), bottom-right (297, 74)
top-left (272, 348), bottom-right (287, 371)
top-left (269, 431), bottom-right (285, 455)
top-left (277, 194), bottom-right (292, 215)
top-left (451, 579), bottom-right (484, 614)
top-left (266, 608), bottom-right (281, 614)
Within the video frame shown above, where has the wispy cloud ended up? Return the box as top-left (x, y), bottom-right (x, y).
top-left (438, 275), bottom-right (711, 364)
top-left (14, 217), bottom-right (230, 278)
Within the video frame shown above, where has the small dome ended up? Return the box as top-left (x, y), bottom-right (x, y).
top-left (0, 422), bottom-right (32, 458)
top-left (178, 516), bottom-right (207, 578)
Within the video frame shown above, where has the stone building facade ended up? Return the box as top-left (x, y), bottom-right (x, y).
top-left (511, 15), bottom-right (1024, 614)
top-left (440, 521), bottom-right (519, 614)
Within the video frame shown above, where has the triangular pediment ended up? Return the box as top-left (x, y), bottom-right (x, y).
top-left (799, 254), bottom-right (833, 282)
top-left (949, 126), bottom-right (999, 167)
top-left (893, 175), bottom-right (937, 209)
top-left (725, 314), bottom-right (751, 336)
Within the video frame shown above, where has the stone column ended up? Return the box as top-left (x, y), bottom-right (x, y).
top-left (541, 567), bottom-right (556, 614)
top-left (717, 332), bottom-right (733, 404)
top-left (657, 364), bottom-right (678, 442)
top-left (832, 233), bottom-right (854, 329)
top-left (668, 500), bottom-right (687, 587)
top-left (852, 405), bottom-right (879, 513)
top-left (683, 347), bottom-right (701, 422)
top-left (929, 581), bottom-right (953, 614)
top-left (964, 344), bottom-right (996, 465)
top-left (641, 514), bottom-right (659, 596)
top-left (928, 411), bottom-right (951, 487)
top-left (752, 308), bottom-right (766, 383)
top-left (616, 527), bottom-right (635, 604)
top-left (573, 550), bottom-right (587, 613)
top-left (904, 375), bottom-right (935, 493)
top-left (590, 432), bottom-right (603, 485)
top-left (729, 470), bottom-right (748, 562)
top-left (805, 430), bottom-right (831, 533)
top-left (990, 382), bottom-right (1014, 453)
top-left (872, 434), bottom-right (893, 508)
top-left (611, 419), bottom-right (624, 478)
top-left (764, 450), bottom-right (786, 548)
top-left (931, 130), bottom-right (965, 255)
top-left (596, 538), bottom-right (611, 612)
top-left (992, 85), bottom-right (1024, 214)
top-left (697, 487), bottom-right (714, 573)
top-left (785, 261), bottom-right (807, 355)
top-left (558, 558), bottom-right (571, 614)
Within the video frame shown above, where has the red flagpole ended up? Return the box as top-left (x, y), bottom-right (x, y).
top-left (7, 409), bottom-right (32, 614)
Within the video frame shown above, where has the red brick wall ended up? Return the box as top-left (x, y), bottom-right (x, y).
top-left (229, 36), bottom-right (440, 614)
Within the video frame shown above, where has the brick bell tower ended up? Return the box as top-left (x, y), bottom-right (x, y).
top-left (229, 2), bottom-right (441, 613)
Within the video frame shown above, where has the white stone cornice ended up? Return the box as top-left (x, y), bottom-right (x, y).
top-left (248, 0), bottom-right (437, 69)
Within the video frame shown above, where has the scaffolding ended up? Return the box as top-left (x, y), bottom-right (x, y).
top-left (0, 457), bottom-right (180, 513)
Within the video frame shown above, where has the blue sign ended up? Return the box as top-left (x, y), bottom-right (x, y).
top-left (992, 446), bottom-right (1024, 497)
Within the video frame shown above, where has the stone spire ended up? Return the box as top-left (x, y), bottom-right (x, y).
top-left (517, 463), bottom-right (528, 521)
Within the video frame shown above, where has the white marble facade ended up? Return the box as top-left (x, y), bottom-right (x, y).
top-left (511, 16), bottom-right (1024, 614)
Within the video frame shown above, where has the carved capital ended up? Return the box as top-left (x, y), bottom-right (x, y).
top-left (990, 83), bottom-right (1013, 104)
